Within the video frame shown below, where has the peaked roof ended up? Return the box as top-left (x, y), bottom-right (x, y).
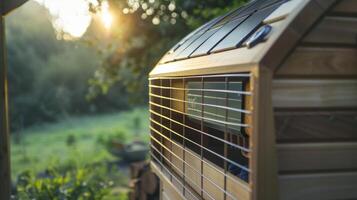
top-left (151, 0), bottom-right (336, 77)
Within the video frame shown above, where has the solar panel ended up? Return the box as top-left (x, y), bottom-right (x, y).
top-left (211, 3), bottom-right (281, 53)
top-left (191, 16), bottom-right (248, 57)
top-left (163, 0), bottom-right (284, 62)
top-left (175, 29), bottom-right (220, 60)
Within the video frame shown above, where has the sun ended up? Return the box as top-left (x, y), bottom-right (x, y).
top-left (99, 1), bottom-right (113, 30)
top-left (34, 0), bottom-right (114, 39)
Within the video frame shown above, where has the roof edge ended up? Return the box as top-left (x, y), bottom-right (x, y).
top-left (2, 0), bottom-right (28, 16)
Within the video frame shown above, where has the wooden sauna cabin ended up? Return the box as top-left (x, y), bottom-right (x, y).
top-left (148, 0), bottom-right (357, 199)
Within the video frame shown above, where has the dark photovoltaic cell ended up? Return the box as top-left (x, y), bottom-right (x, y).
top-left (211, 3), bottom-right (281, 53)
top-left (175, 29), bottom-right (220, 60)
top-left (167, 15), bottom-right (224, 55)
top-left (191, 16), bottom-right (248, 57)
top-left (167, 14), bottom-right (232, 61)
top-left (169, 34), bottom-right (203, 60)
top-left (210, 5), bottom-right (248, 30)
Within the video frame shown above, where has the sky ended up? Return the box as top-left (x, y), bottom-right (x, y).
top-left (34, 0), bottom-right (113, 39)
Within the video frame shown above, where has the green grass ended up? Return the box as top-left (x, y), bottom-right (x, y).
top-left (11, 107), bottom-right (149, 179)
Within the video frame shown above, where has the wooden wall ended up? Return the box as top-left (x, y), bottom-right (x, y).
top-left (274, 0), bottom-right (357, 199)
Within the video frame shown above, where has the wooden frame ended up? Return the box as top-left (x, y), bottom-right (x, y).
top-left (1, 1), bottom-right (28, 199)
top-left (0, 15), bottom-right (11, 200)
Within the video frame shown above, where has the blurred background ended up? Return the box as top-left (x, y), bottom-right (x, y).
top-left (6, 0), bottom-right (246, 199)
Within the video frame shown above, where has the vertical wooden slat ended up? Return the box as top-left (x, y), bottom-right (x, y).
top-left (251, 66), bottom-right (278, 200)
top-left (0, 16), bottom-right (11, 200)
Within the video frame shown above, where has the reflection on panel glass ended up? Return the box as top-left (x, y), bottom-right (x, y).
top-left (185, 81), bottom-right (243, 135)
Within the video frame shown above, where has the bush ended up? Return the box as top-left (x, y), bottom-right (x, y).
top-left (12, 165), bottom-right (125, 200)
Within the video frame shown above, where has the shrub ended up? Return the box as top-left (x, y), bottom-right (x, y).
top-left (66, 134), bottom-right (77, 147)
top-left (12, 165), bottom-right (122, 200)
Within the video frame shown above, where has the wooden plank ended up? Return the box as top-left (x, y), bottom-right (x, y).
top-left (2, 0), bottom-right (28, 15)
top-left (314, 0), bottom-right (336, 9)
top-left (151, 162), bottom-right (186, 200)
top-left (169, 143), bottom-right (252, 200)
top-left (202, 163), bottom-right (224, 200)
top-left (226, 173), bottom-right (251, 200)
top-left (272, 79), bottom-right (357, 108)
top-left (251, 67), bottom-right (279, 200)
top-left (275, 114), bottom-right (357, 142)
top-left (0, 16), bottom-right (11, 200)
top-left (303, 16), bottom-right (357, 45)
top-left (184, 150), bottom-right (201, 194)
top-left (332, 0), bottom-right (357, 15)
top-left (279, 172), bottom-right (357, 200)
top-left (276, 47), bottom-right (357, 76)
top-left (277, 142), bottom-right (357, 172)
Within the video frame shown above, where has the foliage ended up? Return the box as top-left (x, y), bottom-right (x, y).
top-left (87, 0), bottom-right (248, 98)
top-left (13, 166), bottom-right (114, 200)
top-left (6, 2), bottom-right (136, 130)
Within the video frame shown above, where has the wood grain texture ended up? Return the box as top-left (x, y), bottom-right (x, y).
top-left (251, 67), bottom-right (278, 200)
top-left (332, 0), bottom-right (357, 15)
top-left (272, 79), bottom-right (357, 108)
top-left (313, 0), bottom-right (337, 9)
top-left (279, 172), bottom-right (357, 200)
top-left (151, 162), bottom-right (186, 200)
top-left (303, 16), bottom-right (357, 45)
top-left (0, 17), bottom-right (11, 200)
top-left (277, 142), bottom-right (357, 172)
top-left (276, 47), bottom-right (357, 76)
top-left (275, 114), bottom-right (357, 142)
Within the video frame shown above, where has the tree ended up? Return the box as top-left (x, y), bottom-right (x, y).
top-left (88, 0), bottom-right (248, 100)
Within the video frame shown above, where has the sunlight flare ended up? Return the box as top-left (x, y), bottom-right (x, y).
top-left (100, 1), bottom-right (113, 30)
top-left (34, 0), bottom-right (113, 39)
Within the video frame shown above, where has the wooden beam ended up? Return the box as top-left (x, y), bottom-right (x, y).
top-left (275, 113), bottom-right (357, 142)
top-left (303, 16), bottom-right (357, 45)
top-left (272, 79), bottom-right (357, 108)
top-left (251, 67), bottom-right (278, 200)
top-left (332, 0), bottom-right (357, 15)
top-left (277, 142), bottom-right (357, 172)
top-left (2, 0), bottom-right (28, 16)
top-left (275, 47), bottom-right (357, 77)
top-left (0, 16), bottom-right (11, 200)
top-left (279, 172), bottom-right (357, 200)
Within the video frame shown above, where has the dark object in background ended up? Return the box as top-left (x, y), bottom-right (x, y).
top-left (129, 162), bottom-right (159, 200)
top-left (110, 141), bottom-right (149, 162)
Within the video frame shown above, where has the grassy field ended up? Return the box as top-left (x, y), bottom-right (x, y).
top-left (11, 107), bottom-right (149, 179)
